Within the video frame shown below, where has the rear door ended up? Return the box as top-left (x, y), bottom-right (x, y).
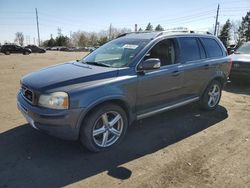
top-left (136, 38), bottom-right (184, 116)
top-left (177, 37), bottom-right (212, 98)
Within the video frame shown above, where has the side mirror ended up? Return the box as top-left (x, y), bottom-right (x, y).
top-left (138, 58), bottom-right (161, 72)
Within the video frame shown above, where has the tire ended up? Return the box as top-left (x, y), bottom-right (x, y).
top-left (80, 104), bottom-right (128, 152)
top-left (23, 51), bottom-right (29, 55)
top-left (200, 80), bottom-right (222, 110)
top-left (5, 51), bottom-right (10, 55)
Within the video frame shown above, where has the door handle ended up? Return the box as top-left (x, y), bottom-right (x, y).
top-left (171, 70), bottom-right (180, 77)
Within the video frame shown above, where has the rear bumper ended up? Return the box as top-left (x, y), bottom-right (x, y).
top-left (17, 91), bottom-right (84, 140)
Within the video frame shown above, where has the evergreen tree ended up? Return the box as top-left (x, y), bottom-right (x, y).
top-left (219, 19), bottom-right (232, 48)
top-left (238, 11), bottom-right (250, 46)
top-left (155, 24), bottom-right (164, 31)
top-left (145, 22), bottom-right (153, 31)
top-left (138, 28), bottom-right (143, 32)
top-left (55, 35), bottom-right (69, 46)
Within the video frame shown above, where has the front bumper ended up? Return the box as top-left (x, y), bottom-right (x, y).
top-left (17, 91), bottom-right (84, 140)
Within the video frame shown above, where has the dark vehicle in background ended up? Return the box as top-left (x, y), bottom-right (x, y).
top-left (25, 45), bottom-right (46, 53)
top-left (1, 44), bottom-right (31, 55)
top-left (17, 31), bottom-right (231, 152)
top-left (229, 42), bottom-right (250, 81)
top-left (227, 44), bottom-right (237, 55)
top-left (59, 47), bottom-right (70, 51)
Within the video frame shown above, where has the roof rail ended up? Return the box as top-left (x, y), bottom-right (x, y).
top-left (156, 30), bottom-right (213, 37)
top-left (116, 30), bottom-right (213, 39)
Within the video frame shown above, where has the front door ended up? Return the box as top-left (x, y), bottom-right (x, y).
top-left (136, 38), bottom-right (184, 116)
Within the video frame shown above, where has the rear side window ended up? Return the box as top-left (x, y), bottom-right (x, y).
top-left (201, 38), bottom-right (223, 58)
top-left (178, 37), bottom-right (201, 61)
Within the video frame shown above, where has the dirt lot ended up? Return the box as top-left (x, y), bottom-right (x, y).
top-left (0, 51), bottom-right (249, 188)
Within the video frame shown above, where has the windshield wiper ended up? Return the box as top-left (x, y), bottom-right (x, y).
top-left (84, 61), bottom-right (111, 67)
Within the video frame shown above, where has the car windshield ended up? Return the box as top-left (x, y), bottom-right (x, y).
top-left (235, 42), bottom-right (250, 54)
top-left (81, 38), bottom-right (149, 68)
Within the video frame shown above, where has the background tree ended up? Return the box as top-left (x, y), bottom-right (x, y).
top-left (155, 24), bottom-right (164, 31)
top-left (14, 32), bottom-right (24, 46)
top-left (88, 33), bottom-right (98, 46)
top-left (145, 22), bottom-right (153, 31)
top-left (238, 11), bottom-right (250, 46)
top-left (78, 33), bottom-right (88, 47)
top-left (98, 36), bottom-right (108, 46)
top-left (219, 19), bottom-right (232, 48)
top-left (138, 28), bottom-right (143, 32)
top-left (55, 35), bottom-right (69, 46)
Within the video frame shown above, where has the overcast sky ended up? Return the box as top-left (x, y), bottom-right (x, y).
top-left (0, 0), bottom-right (249, 45)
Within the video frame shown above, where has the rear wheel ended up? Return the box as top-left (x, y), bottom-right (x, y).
top-left (5, 51), bottom-right (10, 55)
top-left (23, 51), bottom-right (30, 55)
top-left (80, 104), bottom-right (128, 152)
top-left (200, 80), bottom-right (222, 110)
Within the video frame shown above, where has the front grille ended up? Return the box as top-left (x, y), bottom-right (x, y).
top-left (21, 85), bottom-right (33, 103)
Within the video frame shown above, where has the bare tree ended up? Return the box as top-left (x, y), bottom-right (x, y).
top-left (71, 31), bottom-right (89, 47)
top-left (231, 20), bottom-right (241, 44)
top-left (14, 32), bottom-right (24, 46)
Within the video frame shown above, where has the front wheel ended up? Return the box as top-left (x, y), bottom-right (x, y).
top-left (200, 80), bottom-right (222, 110)
top-left (80, 104), bottom-right (128, 152)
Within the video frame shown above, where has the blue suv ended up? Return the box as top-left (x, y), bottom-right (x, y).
top-left (17, 32), bottom-right (231, 152)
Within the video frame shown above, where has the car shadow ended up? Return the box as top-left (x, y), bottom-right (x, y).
top-left (224, 81), bottom-right (250, 95)
top-left (0, 104), bottom-right (228, 187)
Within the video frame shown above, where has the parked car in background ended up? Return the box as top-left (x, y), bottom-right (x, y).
top-left (59, 47), bottom-right (70, 51)
top-left (229, 42), bottom-right (250, 81)
top-left (25, 45), bottom-right (46, 53)
top-left (17, 31), bottom-right (231, 152)
top-left (1, 44), bottom-right (31, 55)
top-left (227, 44), bottom-right (236, 55)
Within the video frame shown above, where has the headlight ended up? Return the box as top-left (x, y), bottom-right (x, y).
top-left (38, 92), bottom-right (69, 110)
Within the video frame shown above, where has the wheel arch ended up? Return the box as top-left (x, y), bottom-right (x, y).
top-left (201, 72), bottom-right (227, 95)
top-left (76, 96), bottom-right (134, 137)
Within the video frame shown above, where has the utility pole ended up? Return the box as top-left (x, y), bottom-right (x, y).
top-left (36, 8), bottom-right (40, 46)
top-left (214, 4), bottom-right (220, 36)
top-left (135, 24), bottom-right (138, 32)
top-left (109, 24), bottom-right (112, 40)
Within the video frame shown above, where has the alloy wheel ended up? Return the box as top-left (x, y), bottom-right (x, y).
top-left (92, 111), bottom-right (124, 147)
top-left (207, 84), bottom-right (221, 108)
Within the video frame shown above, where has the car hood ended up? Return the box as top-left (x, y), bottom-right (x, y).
top-left (21, 61), bottom-right (118, 91)
top-left (230, 53), bottom-right (250, 62)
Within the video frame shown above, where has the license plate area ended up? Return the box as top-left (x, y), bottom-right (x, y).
top-left (18, 102), bottom-right (38, 130)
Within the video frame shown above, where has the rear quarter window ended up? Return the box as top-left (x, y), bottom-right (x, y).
top-left (201, 38), bottom-right (223, 58)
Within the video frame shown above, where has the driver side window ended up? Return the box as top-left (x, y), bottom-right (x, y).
top-left (144, 39), bottom-right (177, 67)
